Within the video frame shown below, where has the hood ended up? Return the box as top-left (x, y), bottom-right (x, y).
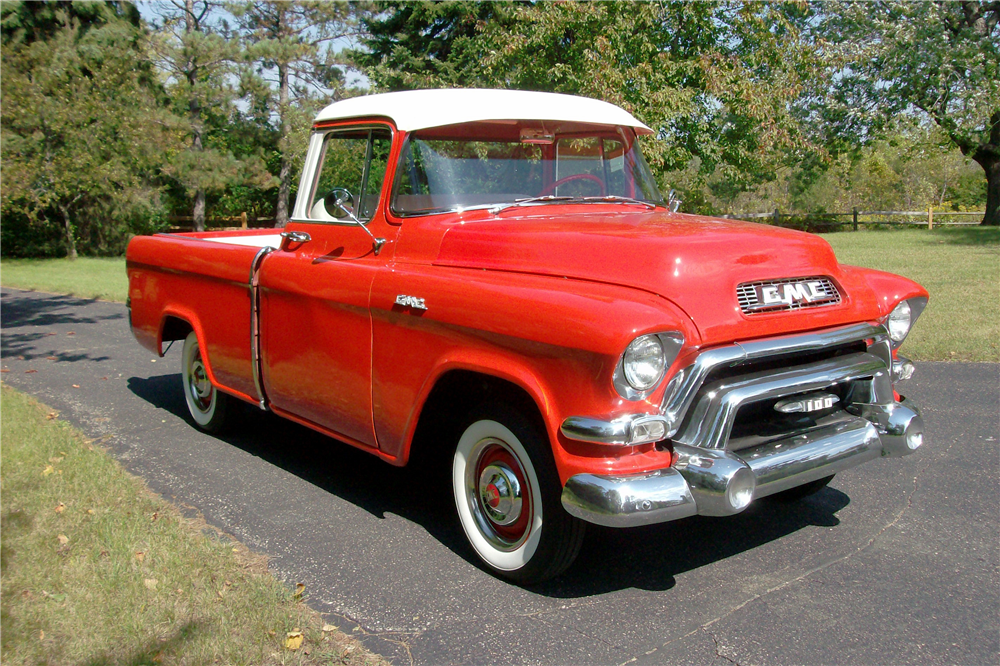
top-left (433, 208), bottom-right (883, 344)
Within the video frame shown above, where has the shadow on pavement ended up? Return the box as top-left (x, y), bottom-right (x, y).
top-left (0, 290), bottom-right (122, 362)
top-left (128, 373), bottom-right (850, 597)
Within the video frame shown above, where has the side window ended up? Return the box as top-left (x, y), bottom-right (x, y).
top-left (309, 128), bottom-right (392, 222)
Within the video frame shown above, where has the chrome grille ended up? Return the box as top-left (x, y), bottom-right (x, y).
top-left (737, 276), bottom-right (841, 315)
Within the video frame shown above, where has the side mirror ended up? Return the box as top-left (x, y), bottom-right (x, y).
top-left (325, 187), bottom-right (387, 256)
top-left (667, 189), bottom-right (682, 213)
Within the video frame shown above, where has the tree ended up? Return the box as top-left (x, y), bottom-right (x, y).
top-left (233, 1), bottom-right (360, 227)
top-left (1, 2), bottom-right (172, 257)
top-left (819, 1), bottom-right (1000, 225)
top-left (149, 0), bottom-right (269, 231)
top-left (357, 1), bottom-right (819, 212)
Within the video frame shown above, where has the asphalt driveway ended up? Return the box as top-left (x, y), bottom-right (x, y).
top-left (2, 287), bottom-right (997, 665)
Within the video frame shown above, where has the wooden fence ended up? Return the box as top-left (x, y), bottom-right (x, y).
top-left (166, 213), bottom-right (276, 232)
top-left (722, 208), bottom-right (985, 231)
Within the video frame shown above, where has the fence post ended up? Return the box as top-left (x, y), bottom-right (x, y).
top-left (852, 208), bottom-right (858, 231)
top-left (241, 212), bottom-right (248, 229)
top-left (773, 209), bottom-right (780, 226)
top-left (927, 206), bottom-right (933, 230)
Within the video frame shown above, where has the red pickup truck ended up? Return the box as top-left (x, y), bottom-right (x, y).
top-left (127, 89), bottom-right (928, 583)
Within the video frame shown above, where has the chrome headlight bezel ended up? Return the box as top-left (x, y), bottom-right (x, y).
top-left (614, 332), bottom-right (685, 400)
top-left (885, 296), bottom-right (928, 348)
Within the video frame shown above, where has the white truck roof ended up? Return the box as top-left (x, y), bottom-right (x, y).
top-left (313, 89), bottom-right (653, 134)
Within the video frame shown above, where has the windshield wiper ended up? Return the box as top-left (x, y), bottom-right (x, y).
top-left (488, 195), bottom-right (660, 214)
top-left (578, 195), bottom-right (660, 209)
top-left (488, 196), bottom-right (576, 214)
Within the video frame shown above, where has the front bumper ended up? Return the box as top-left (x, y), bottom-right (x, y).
top-left (559, 323), bottom-right (925, 528)
top-left (562, 398), bottom-right (922, 527)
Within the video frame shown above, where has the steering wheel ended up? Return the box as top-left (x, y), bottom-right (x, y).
top-left (323, 187), bottom-right (355, 219)
top-left (538, 173), bottom-right (606, 197)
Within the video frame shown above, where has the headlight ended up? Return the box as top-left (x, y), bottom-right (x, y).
top-left (887, 300), bottom-right (912, 343)
top-left (623, 335), bottom-right (666, 391)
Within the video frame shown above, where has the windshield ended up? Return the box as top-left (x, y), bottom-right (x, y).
top-left (390, 121), bottom-right (663, 215)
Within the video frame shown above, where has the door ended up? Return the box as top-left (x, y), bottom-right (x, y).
top-left (259, 126), bottom-right (395, 448)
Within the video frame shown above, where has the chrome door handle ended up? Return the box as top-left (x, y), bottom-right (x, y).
top-left (279, 231), bottom-right (311, 248)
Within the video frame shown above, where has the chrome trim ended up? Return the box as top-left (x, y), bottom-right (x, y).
top-left (249, 246), bottom-right (274, 410)
top-left (848, 397), bottom-right (924, 457)
top-left (561, 402), bottom-right (920, 528)
top-left (279, 230), bottom-right (311, 248)
top-left (892, 354), bottom-right (916, 384)
top-left (672, 444), bottom-right (756, 516)
top-left (674, 352), bottom-right (887, 450)
top-left (661, 323), bottom-right (889, 437)
top-left (740, 417), bottom-right (881, 499)
top-left (561, 468), bottom-right (697, 527)
top-left (737, 276), bottom-right (841, 314)
top-left (560, 414), bottom-right (670, 446)
top-left (561, 416), bottom-right (632, 446)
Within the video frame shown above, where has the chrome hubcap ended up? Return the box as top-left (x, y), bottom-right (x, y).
top-left (188, 349), bottom-right (213, 412)
top-left (465, 437), bottom-right (532, 551)
top-left (479, 463), bottom-right (522, 526)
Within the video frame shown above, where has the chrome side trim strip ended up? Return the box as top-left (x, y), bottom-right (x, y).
top-left (661, 322), bottom-right (888, 437)
top-left (674, 352), bottom-right (888, 450)
top-left (561, 468), bottom-right (697, 527)
top-left (560, 416), bottom-right (632, 445)
top-left (249, 246), bottom-right (274, 410)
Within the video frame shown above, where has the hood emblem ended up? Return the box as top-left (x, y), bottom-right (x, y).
top-left (737, 276), bottom-right (841, 314)
top-left (774, 393), bottom-right (840, 414)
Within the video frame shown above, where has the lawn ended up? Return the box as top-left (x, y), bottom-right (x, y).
top-left (0, 385), bottom-right (388, 665)
top-left (0, 257), bottom-right (128, 302)
top-left (1, 226), bottom-right (997, 361)
top-left (823, 226), bottom-right (999, 362)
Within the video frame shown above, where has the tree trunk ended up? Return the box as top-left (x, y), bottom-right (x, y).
top-left (194, 189), bottom-right (206, 233)
top-left (274, 60), bottom-right (291, 228)
top-left (980, 155), bottom-right (999, 226)
top-left (186, 0), bottom-right (207, 233)
top-left (59, 205), bottom-right (78, 260)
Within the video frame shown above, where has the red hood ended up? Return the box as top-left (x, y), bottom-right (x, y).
top-left (433, 208), bottom-right (886, 345)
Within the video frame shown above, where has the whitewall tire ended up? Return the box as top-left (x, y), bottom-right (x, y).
top-left (181, 331), bottom-right (230, 432)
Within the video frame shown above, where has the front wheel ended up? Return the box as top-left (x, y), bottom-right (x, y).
top-left (452, 405), bottom-right (584, 584)
top-left (181, 331), bottom-right (230, 433)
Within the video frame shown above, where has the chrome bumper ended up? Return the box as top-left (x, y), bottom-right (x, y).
top-left (559, 323), bottom-right (925, 528)
top-left (562, 399), bottom-right (923, 527)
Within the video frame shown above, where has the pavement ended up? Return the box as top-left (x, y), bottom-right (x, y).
top-left (1, 287), bottom-right (998, 665)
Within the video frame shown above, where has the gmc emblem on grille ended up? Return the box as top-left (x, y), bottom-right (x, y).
top-left (774, 393), bottom-right (840, 414)
top-left (759, 280), bottom-right (828, 306)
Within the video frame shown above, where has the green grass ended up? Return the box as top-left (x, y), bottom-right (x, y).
top-left (0, 257), bottom-right (128, 302)
top-left (0, 385), bottom-right (389, 666)
top-left (824, 226), bottom-right (999, 362)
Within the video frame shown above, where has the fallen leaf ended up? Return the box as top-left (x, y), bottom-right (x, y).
top-left (21, 590), bottom-right (33, 600)
top-left (87, 509), bottom-right (95, 515)
top-left (49, 456), bottom-right (63, 463)
top-left (40, 630), bottom-right (45, 640)
top-left (57, 535), bottom-right (69, 545)
top-left (144, 578), bottom-right (158, 591)
top-left (100, 377), bottom-right (108, 381)
top-left (135, 551), bottom-right (145, 562)
top-left (67, 332), bottom-right (75, 336)
top-left (285, 631), bottom-right (304, 650)
top-left (322, 624), bottom-right (338, 632)
top-left (72, 384), bottom-right (80, 388)
top-left (42, 465), bottom-right (54, 476)
top-left (18, 355), bottom-right (26, 359)
top-left (25, 369), bottom-right (37, 374)
top-left (294, 582), bottom-right (305, 600)
top-left (46, 412), bottom-right (57, 420)
top-left (46, 356), bottom-right (58, 361)
top-left (150, 512), bottom-right (159, 521)
top-left (46, 333), bottom-right (56, 337)
top-left (0, 368), bottom-right (9, 373)
top-left (217, 589), bottom-right (225, 598)
top-left (54, 503), bottom-right (65, 514)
